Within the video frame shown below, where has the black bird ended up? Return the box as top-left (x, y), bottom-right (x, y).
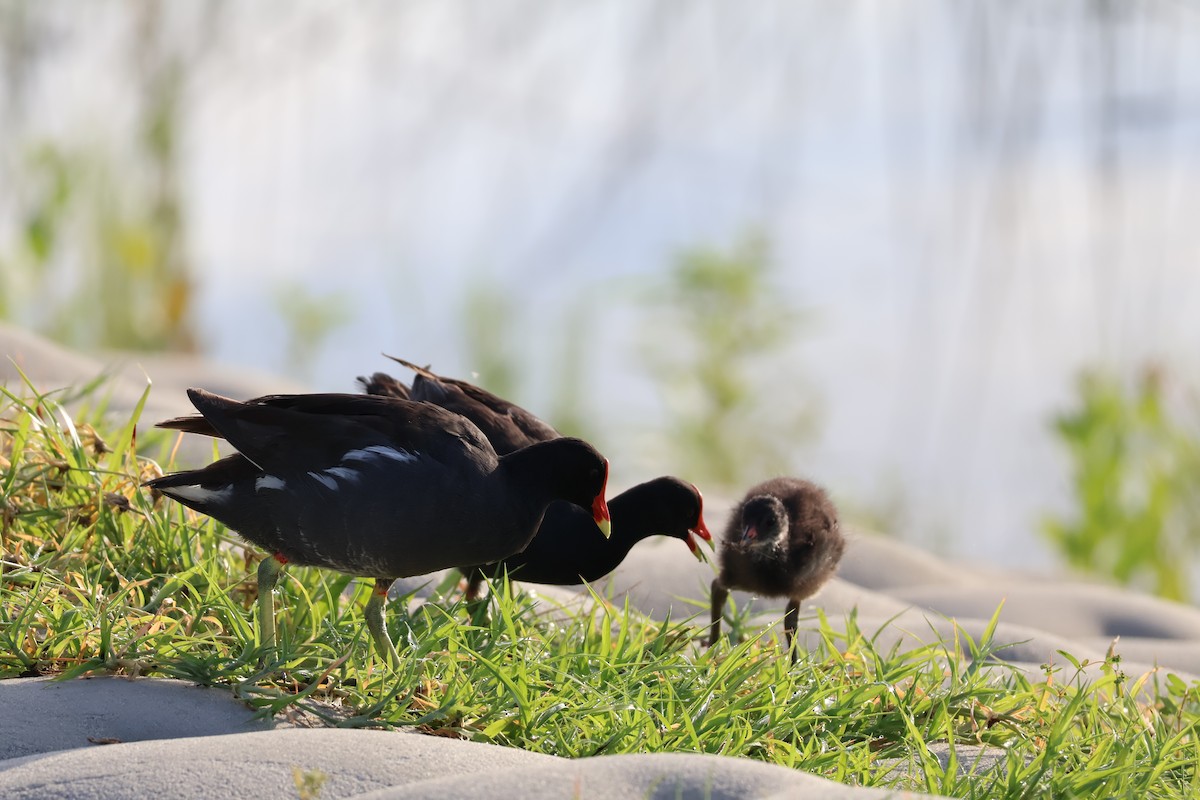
top-left (144, 388), bottom-right (611, 662)
top-left (460, 475), bottom-right (711, 600)
top-left (359, 360), bottom-right (713, 597)
top-left (710, 477), bottom-right (844, 663)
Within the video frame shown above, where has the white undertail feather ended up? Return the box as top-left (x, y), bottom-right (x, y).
top-left (160, 484), bottom-right (234, 505)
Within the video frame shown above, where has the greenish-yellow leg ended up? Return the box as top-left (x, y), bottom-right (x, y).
top-left (257, 555), bottom-right (286, 655)
top-left (364, 578), bottom-right (400, 664)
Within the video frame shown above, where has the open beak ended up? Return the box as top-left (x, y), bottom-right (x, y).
top-left (592, 459), bottom-right (612, 538)
top-left (685, 488), bottom-right (713, 562)
top-left (740, 524), bottom-right (758, 543)
top-left (687, 521), bottom-right (714, 563)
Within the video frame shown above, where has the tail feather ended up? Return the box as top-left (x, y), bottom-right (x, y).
top-left (144, 453), bottom-right (257, 490)
top-left (154, 388), bottom-right (245, 438)
top-left (358, 372), bottom-right (412, 400)
top-left (383, 354), bottom-right (438, 381)
top-left (156, 414), bottom-right (221, 437)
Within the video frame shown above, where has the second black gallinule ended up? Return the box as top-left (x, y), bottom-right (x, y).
top-left (461, 475), bottom-right (711, 600)
top-left (144, 388), bottom-right (611, 662)
top-left (710, 477), bottom-right (843, 663)
top-left (359, 359), bottom-right (713, 595)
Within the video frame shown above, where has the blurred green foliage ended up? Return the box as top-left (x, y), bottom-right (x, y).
top-left (640, 233), bottom-right (817, 488)
top-left (1, 139), bottom-right (197, 352)
top-left (1, 1), bottom-right (199, 353)
top-left (273, 284), bottom-right (351, 381)
top-left (460, 276), bottom-right (595, 442)
top-left (544, 293), bottom-right (594, 441)
top-left (1, 1), bottom-right (349, 371)
top-left (1043, 368), bottom-right (1200, 601)
top-left (462, 278), bottom-right (519, 401)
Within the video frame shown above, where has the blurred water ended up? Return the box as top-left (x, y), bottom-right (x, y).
top-left (5, 1), bottom-right (1200, 571)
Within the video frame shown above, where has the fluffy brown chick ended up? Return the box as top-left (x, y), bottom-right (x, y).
top-left (710, 476), bottom-right (844, 663)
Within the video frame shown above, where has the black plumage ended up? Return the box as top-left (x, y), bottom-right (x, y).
top-left (710, 477), bottom-right (844, 663)
top-left (360, 360), bottom-right (712, 597)
top-left (356, 371), bottom-right (411, 401)
top-left (145, 388), bottom-right (611, 661)
top-left (374, 356), bottom-right (559, 453)
top-left (462, 475), bottom-right (710, 597)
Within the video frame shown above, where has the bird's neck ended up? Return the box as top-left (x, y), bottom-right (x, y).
top-left (604, 491), bottom-right (667, 549)
top-left (496, 441), bottom-right (575, 509)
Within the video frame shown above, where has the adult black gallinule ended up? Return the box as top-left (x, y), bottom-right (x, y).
top-left (144, 388), bottom-right (612, 662)
top-left (709, 477), bottom-right (843, 663)
top-left (358, 360), bottom-right (713, 596)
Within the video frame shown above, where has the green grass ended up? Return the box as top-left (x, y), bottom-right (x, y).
top-left (3, 382), bottom-right (1200, 798)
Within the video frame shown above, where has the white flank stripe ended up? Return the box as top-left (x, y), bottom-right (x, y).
top-left (255, 475), bottom-right (287, 492)
top-left (342, 445), bottom-right (417, 464)
top-left (323, 466), bottom-right (360, 484)
top-left (307, 471), bottom-right (338, 491)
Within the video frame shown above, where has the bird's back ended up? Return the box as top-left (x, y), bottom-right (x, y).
top-left (149, 390), bottom-right (523, 577)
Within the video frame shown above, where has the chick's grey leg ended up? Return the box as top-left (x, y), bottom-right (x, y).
top-left (709, 579), bottom-right (729, 648)
top-left (784, 597), bottom-right (800, 664)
